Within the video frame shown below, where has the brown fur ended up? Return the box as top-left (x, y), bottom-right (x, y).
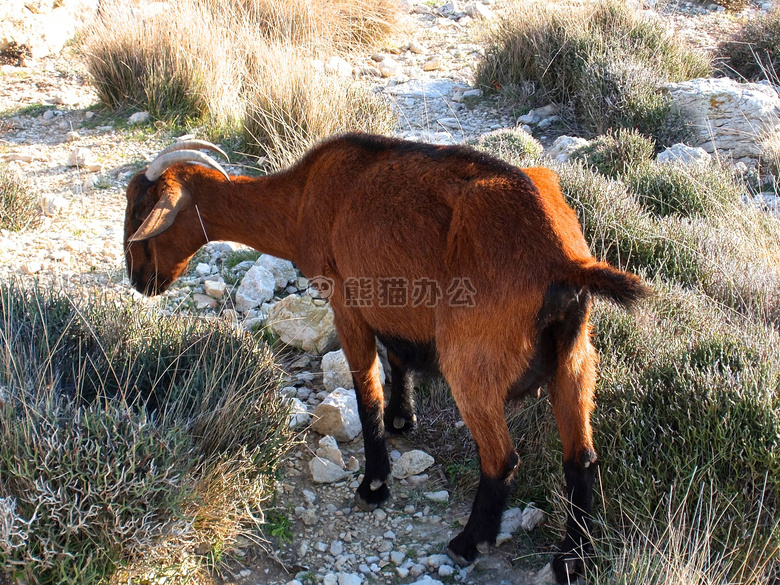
top-left (124, 133), bottom-right (650, 581)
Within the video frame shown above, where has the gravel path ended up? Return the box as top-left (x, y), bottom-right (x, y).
top-left (0, 2), bottom-right (763, 584)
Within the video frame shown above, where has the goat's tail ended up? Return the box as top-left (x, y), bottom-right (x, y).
top-left (573, 262), bottom-right (652, 310)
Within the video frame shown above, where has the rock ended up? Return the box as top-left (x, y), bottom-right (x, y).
top-left (3, 153), bottom-right (34, 163)
top-left (657, 143), bottom-right (712, 166)
top-left (321, 349), bottom-right (385, 391)
top-left (128, 111), bottom-right (150, 125)
top-left (438, 565), bottom-right (454, 578)
top-left (267, 294), bottom-right (338, 354)
top-left (288, 397), bottom-right (311, 428)
top-left (392, 449), bottom-right (435, 479)
top-left (409, 41), bottom-right (424, 54)
top-left (664, 78), bottom-right (780, 160)
top-left (312, 388), bottom-right (362, 441)
top-left (378, 57), bottom-right (400, 78)
top-left (255, 254), bottom-right (297, 290)
top-left (325, 56), bottom-right (352, 77)
top-left (423, 57), bottom-right (442, 71)
top-left (67, 147), bottom-right (94, 167)
top-left (193, 293), bottom-right (217, 310)
top-left (40, 194), bottom-right (67, 216)
top-left (546, 135), bottom-right (590, 163)
top-left (204, 278), bottom-right (227, 299)
top-left (534, 563), bottom-right (557, 584)
top-left (465, 2), bottom-right (493, 18)
top-left (65, 130), bottom-right (79, 142)
top-left (520, 505), bottom-right (545, 531)
top-left (424, 490), bottom-right (449, 503)
top-left (309, 456), bottom-right (349, 483)
top-left (337, 573), bottom-right (362, 585)
top-left (195, 262), bottom-right (211, 276)
top-left (316, 435), bottom-right (345, 468)
top-left (21, 261), bottom-right (42, 275)
top-left (235, 264), bottom-right (275, 312)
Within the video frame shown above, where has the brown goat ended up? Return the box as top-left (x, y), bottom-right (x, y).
top-left (124, 133), bottom-right (649, 582)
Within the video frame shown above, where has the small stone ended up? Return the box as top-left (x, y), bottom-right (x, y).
top-left (128, 111), bottom-right (150, 124)
top-left (310, 456), bottom-right (349, 483)
top-left (204, 279), bottom-right (227, 299)
top-left (41, 195), bottom-right (68, 217)
top-left (330, 540), bottom-right (344, 556)
top-left (193, 293), bottom-right (217, 310)
top-left (195, 262), bottom-right (212, 276)
top-left (423, 57), bottom-right (442, 71)
top-left (65, 131), bottom-right (79, 142)
top-left (438, 565), bottom-right (454, 578)
top-left (390, 550), bottom-right (406, 565)
top-left (409, 41), bottom-right (424, 54)
top-left (42, 110), bottom-right (55, 121)
top-left (392, 450), bottom-right (434, 479)
top-left (424, 490), bottom-right (449, 503)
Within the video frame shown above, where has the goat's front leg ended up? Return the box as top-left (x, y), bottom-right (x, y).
top-left (549, 332), bottom-right (599, 583)
top-left (331, 308), bottom-right (391, 510)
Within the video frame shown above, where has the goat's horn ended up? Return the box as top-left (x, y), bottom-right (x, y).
top-left (145, 151), bottom-right (231, 182)
top-left (155, 140), bottom-right (229, 162)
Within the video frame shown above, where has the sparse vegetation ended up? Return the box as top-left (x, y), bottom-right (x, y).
top-left (0, 163), bottom-right (41, 232)
top-left (721, 6), bottom-right (780, 81)
top-left (83, 0), bottom-right (398, 166)
top-left (469, 127), bottom-right (543, 166)
top-left (571, 128), bottom-right (655, 178)
top-left (0, 285), bottom-right (293, 584)
top-left (477, 0), bottom-right (711, 143)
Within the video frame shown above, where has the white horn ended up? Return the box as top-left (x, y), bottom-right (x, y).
top-left (155, 140), bottom-right (229, 162)
top-left (145, 150), bottom-right (231, 182)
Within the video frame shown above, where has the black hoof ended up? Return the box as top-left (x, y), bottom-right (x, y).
top-left (383, 409), bottom-right (417, 436)
top-left (552, 551), bottom-right (585, 584)
top-left (354, 478), bottom-right (390, 511)
top-left (447, 532), bottom-right (480, 565)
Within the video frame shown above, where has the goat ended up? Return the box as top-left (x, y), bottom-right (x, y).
top-left (123, 133), bottom-right (650, 583)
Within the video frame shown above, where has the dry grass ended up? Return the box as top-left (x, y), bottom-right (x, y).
top-left (83, 0), bottom-right (398, 159)
top-left (241, 42), bottom-right (395, 170)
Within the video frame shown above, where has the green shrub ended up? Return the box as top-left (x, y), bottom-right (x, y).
top-left (571, 129), bottom-right (655, 178)
top-left (469, 128), bottom-right (544, 166)
top-left (721, 6), bottom-right (780, 81)
top-left (0, 164), bottom-right (40, 232)
top-left (0, 284), bottom-right (293, 584)
top-left (477, 0), bottom-right (710, 142)
top-left (623, 161), bottom-right (743, 218)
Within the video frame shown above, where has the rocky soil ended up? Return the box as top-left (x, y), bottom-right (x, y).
top-left (0, 1), bottom-right (773, 585)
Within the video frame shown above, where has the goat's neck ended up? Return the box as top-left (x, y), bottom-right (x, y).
top-left (198, 171), bottom-right (302, 261)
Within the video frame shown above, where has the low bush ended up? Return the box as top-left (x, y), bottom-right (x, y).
top-left (469, 128), bottom-right (543, 166)
top-left (0, 285), bottom-right (293, 584)
top-left (477, 0), bottom-right (710, 143)
top-left (83, 1), bottom-right (243, 126)
top-left (0, 163), bottom-right (40, 232)
top-left (242, 43), bottom-right (395, 170)
top-left (623, 161), bottom-right (743, 218)
top-left (720, 6), bottom-right (780, 81)
top-left (571, 129), bottom-right (655, 178)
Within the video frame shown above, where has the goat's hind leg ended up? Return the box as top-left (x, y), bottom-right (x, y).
top-left (442, 367), bottom-right (519, 563)
top-left (548, 304), bottom-right (599, 583)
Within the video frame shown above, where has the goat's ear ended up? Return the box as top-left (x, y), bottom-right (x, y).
top-left (129, 185), bottom-right (191, 242)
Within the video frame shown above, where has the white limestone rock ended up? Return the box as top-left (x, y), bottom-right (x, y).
top-left (546, 135), bottom-right (590, 163)
top-left (235, 264), bottom-right (275, 312)
top-left (128, 111), bottom-right (150, 125)
top-left (267, 294), bottom-right (338, 354)
top-left (321, 349), bottom-right (385, 392)
top-left (316, 435), bottom-right (345, 468)
top-left (657, 143), bottom-right (712, 166)
top-left (392, 449), bottom-right (435, 479)
top-left (312, 388), bottom-right (362, 441)
top-left (255, 254), bottom-right (297, 290)
top-left (309, 456), bottom-right (349, 483)
top-left (664, 77), bottom-right (780, 160)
